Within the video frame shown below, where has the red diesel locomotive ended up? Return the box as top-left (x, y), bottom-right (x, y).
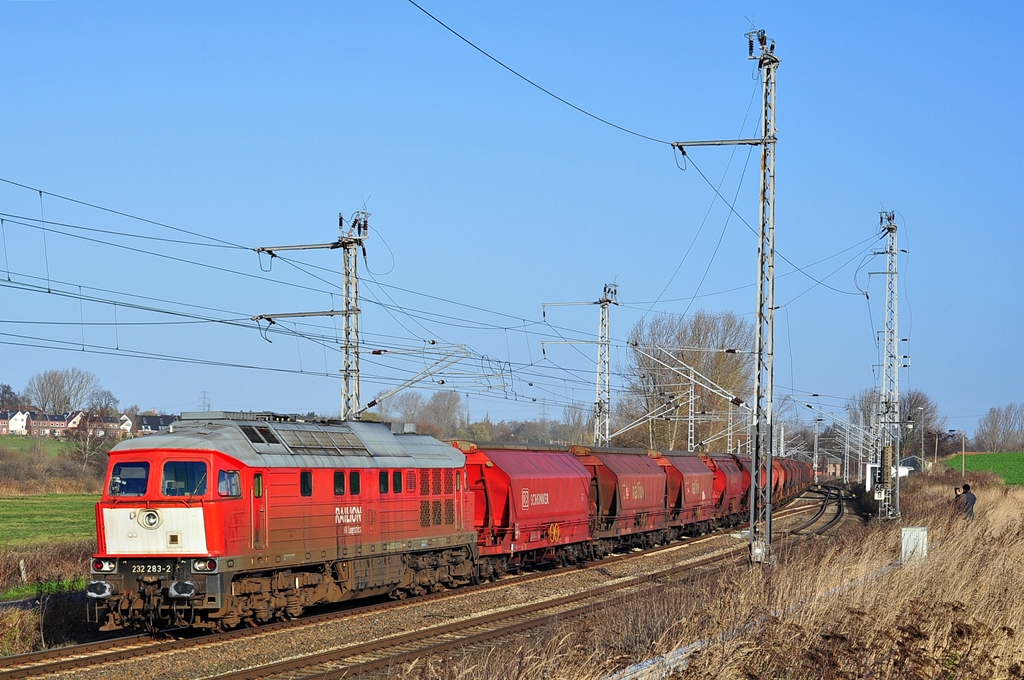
top-left (87, 412), bottom-right (812, 631)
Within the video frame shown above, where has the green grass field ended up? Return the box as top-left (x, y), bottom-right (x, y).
top-left (945, 452), bottom-right (1024, 485)
top-left (0, 495), bottom-right (100, 545)
top-left (0, 434), bottom-right (70, 458)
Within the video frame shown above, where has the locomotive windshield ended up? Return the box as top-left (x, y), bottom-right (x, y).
top-left (109, 462), bottom-right (150, 497)
top-left (162, 461), bottom-right (208, 497)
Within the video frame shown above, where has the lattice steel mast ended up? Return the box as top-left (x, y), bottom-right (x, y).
top-left (747, 30), bottom-right (779, 563)
top-left (340, 213), bottom-right (369, 420)
top-left (595, 283), bottom-right (617, 445)
top-left (672, 29), bottom-right (779, 562)
top-left (252, 212), bottom-right (369, 421)
top-left (878, 211), bottom-right (901, 518)
top-left (541, 284), bottom-right (618, 446)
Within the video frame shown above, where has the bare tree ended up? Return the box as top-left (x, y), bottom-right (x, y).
top-left (371, 390), bottom-right (396, 421)
top-left (393, 391), bottom-right (424, 423)
top-left (66, 409), bottom-right (113, 472)
top-left (24, 369), bottom-right (101, 413)
top-left (900, 389), bottom-right (947, 454)
top-left (559, 402), bottom-right (591, 445)
top-left (974, 404), bottom-right (1024, 453)
top-left (420, 391), bottom-right (463, 438)
top-left (616, 310), bottom-right (754, 450)
top-left (847, 388), bottom-right (879, 429)
top-left (89, 389), bottom-right (120, 417)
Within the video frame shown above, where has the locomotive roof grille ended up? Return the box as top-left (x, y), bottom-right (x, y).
top-left (272, 424), bottom-right (368, 455)
top-left (111, 417), bottom-right (464, 469)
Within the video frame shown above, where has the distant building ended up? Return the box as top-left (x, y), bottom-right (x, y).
top-left (137, 414), bottom-right (179, 434)
top-left (8, 411), bottom-right (30, 435)
top-left (0, 410), bottom-right (127, 439)
top-left (29, 412), bottom-right (75, 437)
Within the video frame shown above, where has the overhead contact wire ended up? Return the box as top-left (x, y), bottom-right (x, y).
top-left (407, 0), bottom-right (670, 146)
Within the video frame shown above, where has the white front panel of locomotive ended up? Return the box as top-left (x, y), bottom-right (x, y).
top-left (102, 507), bottom-right (209, 554)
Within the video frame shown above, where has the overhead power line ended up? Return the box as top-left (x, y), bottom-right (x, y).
top-left (406, 0), bottom-right (671, 145)
top-left (0, 177), bottom-right (246, 249)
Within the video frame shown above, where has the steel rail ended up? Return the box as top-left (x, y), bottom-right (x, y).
top-left (209, 551), bottom-right (741, 680)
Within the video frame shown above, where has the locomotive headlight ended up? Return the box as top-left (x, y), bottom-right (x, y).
top-left (91, 559), bottom-right (117, 573)
top-left (138, 510), bottom-right (162, 530)
top-left (192, 558), bottom-right (218, 573)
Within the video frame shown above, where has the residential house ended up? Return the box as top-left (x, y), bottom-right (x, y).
top-left (7, 411), bottom-right (29, 435)
top-left (29, 412), bottom-right (74, 437)
top-left (137, 414), bottom-right (179, 434)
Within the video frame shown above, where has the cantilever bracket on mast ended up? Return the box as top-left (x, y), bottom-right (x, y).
top-left (671, 138), bottom-right (766, 149)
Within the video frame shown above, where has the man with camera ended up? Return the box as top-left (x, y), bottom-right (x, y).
top-left (954, 484), bottom-right (977, 521)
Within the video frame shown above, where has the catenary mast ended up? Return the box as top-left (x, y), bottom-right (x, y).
top-left (252, 212), bottom-right (369, 420)
top-left (877, 211), bottom-right (901, 518)
top-left (672, 29), bottom-right (778, 562)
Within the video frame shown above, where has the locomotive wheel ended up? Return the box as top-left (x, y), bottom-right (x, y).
top-left (143, 613), bottom-right (162, 635)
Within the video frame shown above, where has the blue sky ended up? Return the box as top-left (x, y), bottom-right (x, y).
top-left (0, 1), bottom-right (1020, 434)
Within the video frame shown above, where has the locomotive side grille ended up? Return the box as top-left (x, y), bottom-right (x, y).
top-left (431, 500), bottom-right (442, 526)
top-left (419, 501), bottom-right (430, 528)
top-left (420, 470), bottom-right (430, 494)
top-left (444, 469), bottom-right (454, 494)
top-left (444, 499), bottom-right (454, 525)
top-left (431, 470), bottom-right (442, 495)
top-left (406, 471), bottom-right (417, 493)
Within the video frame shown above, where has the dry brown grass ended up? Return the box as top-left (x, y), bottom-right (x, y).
top-left (0, 593), bottom-right (102, 656)
top-left (0, 442), bottom-right (104, 496)
top-left (0, 539), bottom-right (95, 595)
top-left (387, 473), bottom-right (1024, 679)
top-left (0, 539), bottom-right (104, 656)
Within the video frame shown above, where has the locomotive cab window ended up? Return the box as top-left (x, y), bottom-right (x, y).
top-left (217, 470), bottom-right (241, 497)
top-left (349, 470), bottom-right (360, 496)
top-left (109, 462), bottom-right (150, 497)
top-left (393, 470), bottom-right (402, 494)
top-left (253, 473), bottom-right (263, 498)
top-left (379, 471), bottom-right (389, 494)
top-left (300, 470), bottom-right (313, 497)
top-left (162, 461), bottom-right (207, 497)
top-left (334, 470), bottom-right (345, 496)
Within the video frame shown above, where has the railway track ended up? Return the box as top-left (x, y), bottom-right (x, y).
top-left (215, 497), bottom-right (830, 680)
top-left (0, 499), bottom-right (822, 680)
top-left (788, 485), bottom-right (847, 536)
top-left (209, 549), bottom-right (738, 680)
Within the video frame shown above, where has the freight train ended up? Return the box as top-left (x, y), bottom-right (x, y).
top-left (86, 412), bottom-right (813, 631)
